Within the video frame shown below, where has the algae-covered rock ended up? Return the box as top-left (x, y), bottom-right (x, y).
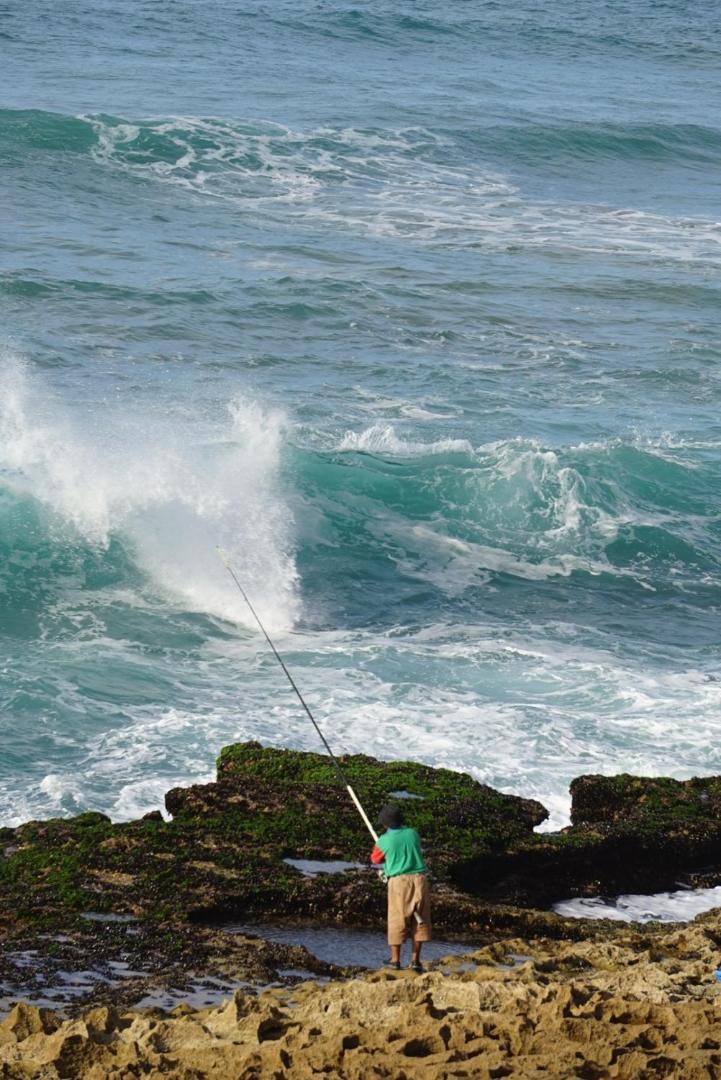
top-left (4, 740), bottom-right (721, 1004)
top-left (0, 741), bottom-right (548, 939)
top-left (168, 741), bottom-right (547, 867)
top-left (454, 772), bottom-right (721, 907)
top-left (571, 773), bottom-right (721, 833)
top-left (5, 742), bottom-right (721, 1020)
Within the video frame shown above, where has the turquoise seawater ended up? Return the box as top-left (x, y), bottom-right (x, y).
top-left (1, 1), bottom-right (721, 828)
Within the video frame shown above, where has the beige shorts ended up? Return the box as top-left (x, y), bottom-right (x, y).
top-left (387, 872), bottom-right (432, 945)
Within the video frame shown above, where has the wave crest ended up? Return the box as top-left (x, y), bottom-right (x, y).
top-left (2, 109), bottom-right (719, 261)
top-left (0, 356), bottom-right (298, 632)
top-left (295, 424), bottom-right (719, 596)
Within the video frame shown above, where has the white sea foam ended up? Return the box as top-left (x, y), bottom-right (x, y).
top-left (2, 620), bottom-right (721, 835)
top-left (554, 886), bottom-right (721, 924)
top-left (399, 525), bottom-right (613, 585)
top-left (0, 355), bottom-right (298, 631)
top-left (37, 773), bottom-right (84, 814)
top-left (112, 778), bottom-right (187, 822)
top-left (331, 423), bottom-right (720, 595)
top-left (333, 426), bottom-right (657, 591)
top-left (338, 423), bottom-right (472, 456)
top-left (351, 388), bottom-right (462, 422)
top-left (79, 115), bottom-right (721, 266)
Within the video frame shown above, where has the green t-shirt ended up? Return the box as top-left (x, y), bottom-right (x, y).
top-left (377, 827), bottom-right (427, 877)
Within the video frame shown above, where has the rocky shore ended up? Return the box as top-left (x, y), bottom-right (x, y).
top-left (2, 742), bottom-right (721, 1076)
top-left (3, 920), bottom-right (721, 1078)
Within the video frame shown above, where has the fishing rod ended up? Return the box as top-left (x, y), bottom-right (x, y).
top-left (216, 547), bottom-right (380, 845)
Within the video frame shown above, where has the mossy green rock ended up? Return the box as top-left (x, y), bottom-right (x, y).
top-left (167, 741), bottom-right (547, 867)
top-left (454, 773), bottom-right (721, 906)
top-left (0, 742), bottom-right (545, 937)
top-left (2, 743), bottom-right (721, 943)
top-left (8, 745), bottom-right (721, 1016)
top-left (571, 773), bottom-right (721, 833)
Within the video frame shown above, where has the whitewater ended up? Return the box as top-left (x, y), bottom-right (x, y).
top-left (1, 0), bottom-right (721, 832)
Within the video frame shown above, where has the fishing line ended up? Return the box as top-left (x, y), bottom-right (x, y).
top-left (216, 547), bottom-right (380, 844)
top-left (218, 548), bottom-right (429, 924)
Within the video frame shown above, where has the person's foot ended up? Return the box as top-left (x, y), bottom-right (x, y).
top-left (386, 959), bottom-right (401, 970)
top-left (408, 960), bottom-right (423, 973)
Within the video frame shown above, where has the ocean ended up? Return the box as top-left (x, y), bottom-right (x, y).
top-left (1, 0), bottom-right (720, 830)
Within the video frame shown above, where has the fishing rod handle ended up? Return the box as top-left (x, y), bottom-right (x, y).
top-left (347, 784), bottom-right (379, 843)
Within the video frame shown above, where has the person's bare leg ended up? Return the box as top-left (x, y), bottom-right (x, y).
top-left (390, 944), bottom-right (401, 965)
top-left (411, 941), bottom-right (422, 965)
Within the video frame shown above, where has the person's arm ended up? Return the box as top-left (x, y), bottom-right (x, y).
top-left (370, 844), bottom-right (385, 865)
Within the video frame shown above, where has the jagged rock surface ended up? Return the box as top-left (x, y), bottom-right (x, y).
top-left (3, 918), bottom-right (721, 1078)
top-left (3, 742), bottom-right (721, 1022)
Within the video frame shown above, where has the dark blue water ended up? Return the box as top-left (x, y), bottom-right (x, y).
top-left (2, 1), bottom-right (721, 829)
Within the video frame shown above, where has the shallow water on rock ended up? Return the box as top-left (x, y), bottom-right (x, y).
top-left (135, 976), bottom-right (253, 1012)
top-left (0, 958), bottom-right (148, 1017)
top-left (81, 912), bottom-right (138, 924)
top-left (282, 858), bottom-right (367, 876)
top-left (226, 922), bottom-right (475, 970)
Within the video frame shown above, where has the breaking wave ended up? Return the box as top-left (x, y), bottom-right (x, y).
top-left (2, 360), bottom-right (720, 639)
top-left (295, 424), bottom-right (721, 606)
top-left (0, 356), bottom-right (298, 632)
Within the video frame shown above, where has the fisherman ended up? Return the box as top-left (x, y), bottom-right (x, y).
top-left (371, 803), bottom-right (432, 972)
top-left (218, 553), bottom-right (436, 970)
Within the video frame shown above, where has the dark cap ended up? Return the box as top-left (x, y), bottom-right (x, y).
top-left (378, 803), bottom-right (404, 829)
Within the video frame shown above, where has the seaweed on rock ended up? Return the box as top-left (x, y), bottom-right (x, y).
top-left (2, 741), bottom-right (721, 1010)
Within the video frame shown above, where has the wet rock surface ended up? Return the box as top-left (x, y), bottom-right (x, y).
top-left (3, 919), bottom-right (721, 1078)
top-left (2, 741), bottom-right (721, 1028)
top-left (0, 923), bottom-right (344, 1019)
